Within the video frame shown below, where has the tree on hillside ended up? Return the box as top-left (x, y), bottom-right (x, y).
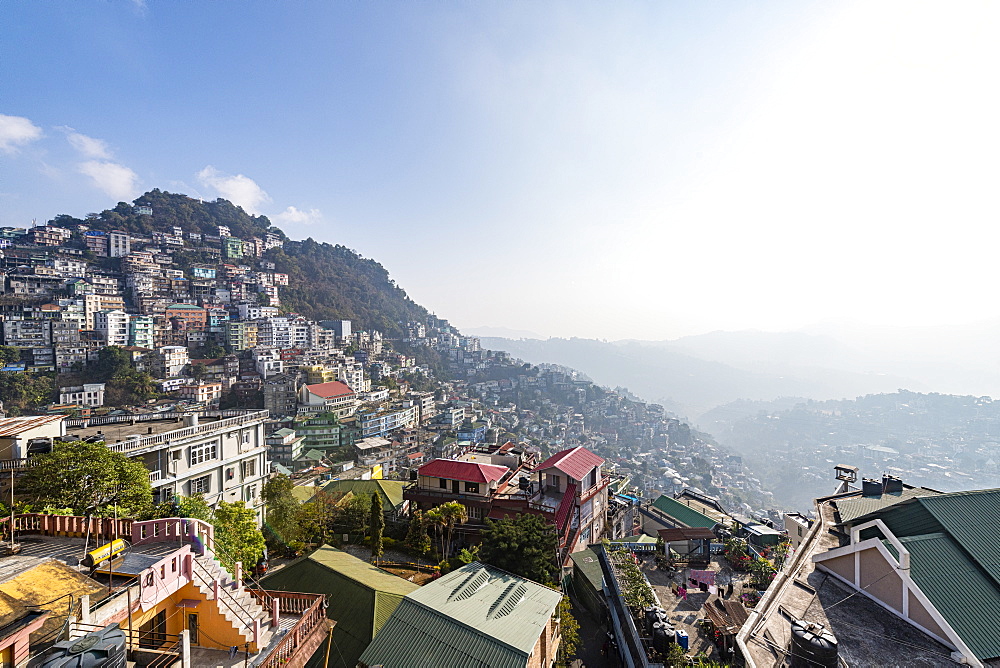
top-left (212, 501), bottom-right (266, 574)
top-left (0, 372), bottom-right (54, 415)
top-left (0, 346), bottom-right (20, 366)
top-left (556, 596), bottom-right (580, 668)
top-left (439, 501), bottom-right (467, 561)
top-left (262, 474), bottom-right (302, 552)
top-left (20, 441), bottom-right (152, 516)
top-left (370, 493), bottom-right (384, 564)
top-left (479, 513), bottom-right (559, 585)
top-left (339, 493), bottom-right (371, 538)
top-left (403, 509), bottom-right (431, 555)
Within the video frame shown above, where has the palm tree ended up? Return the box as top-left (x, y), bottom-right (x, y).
top-left (438, 501), bottom-right (468, 561)
top-left (423, 507), bottom-right (446, 560)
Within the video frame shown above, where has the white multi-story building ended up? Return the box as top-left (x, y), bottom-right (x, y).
top-left (94, 309), bottom-right (130, 346)
top-left (72, 411), bottom-right (271, 524)
top-left (156, 345), bottom-right (189, 378)
top-left (109, 230), bottom-right (131, 257)
top-left (252, 347), bottom-right (283, 378)
top-left (336, 358), bottom-right (371, 394)
top-left (59, 383), bottom-right (106, 407)
top-left (236, 304), bottom-right (280, 321)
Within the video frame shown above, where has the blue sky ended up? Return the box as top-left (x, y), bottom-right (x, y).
top-left (4, 1), bottom-right (1000, 340)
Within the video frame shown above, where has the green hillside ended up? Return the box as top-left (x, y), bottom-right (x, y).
top-left (49, 190), bottom-right (431, 337)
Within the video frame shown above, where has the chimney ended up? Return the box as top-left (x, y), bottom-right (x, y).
top-left (882, 474), bottom-right (903, 494)
top-left (862, 478), bottom-right (883, 497)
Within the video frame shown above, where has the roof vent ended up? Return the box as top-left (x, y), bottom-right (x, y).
top-left (882, 474), bottom-right (903, 494)
top-left (449, 568), bottom-right (490, 602)
top-left (861, 478), bottom-right (883, 497)
top-left (490, 582), bottom-right (527, 618)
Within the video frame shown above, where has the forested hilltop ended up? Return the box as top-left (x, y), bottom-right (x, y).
top-left (51, 189), bottom-right (431, 337)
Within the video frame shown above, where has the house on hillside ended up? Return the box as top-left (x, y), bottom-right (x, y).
top-left (299, 380), bottom-right (357, 418)
top-left (357, 562), bottom-right (562, 668)
top-left (261, 545), bottom-right (419, 668)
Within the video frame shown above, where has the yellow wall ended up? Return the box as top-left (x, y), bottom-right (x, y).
top-left (130, 581), bottom-right (260, 652)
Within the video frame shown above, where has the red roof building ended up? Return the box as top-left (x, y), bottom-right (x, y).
top-left (417, 459), bottom-right (508, 484)
top-left (299, 381), bottom-right (357, 418)
top-left (532, 446), bottom-right (605, 482)
top-left (304, 381), bottom-right (354, 399)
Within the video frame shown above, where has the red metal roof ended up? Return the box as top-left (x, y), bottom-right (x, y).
top-left (305, 381), bottom-right (354, 399)
top-left (532, 446), bottom-right (604, 482)
top-left (418, 458), bottom-right (509, 484)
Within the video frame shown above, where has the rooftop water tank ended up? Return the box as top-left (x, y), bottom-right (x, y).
top-left (41, 624), bottom-right (126, 668)
top-left (790, 619), bottom-right (838, 668)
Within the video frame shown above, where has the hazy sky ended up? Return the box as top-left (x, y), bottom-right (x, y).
top-left (4, 1), bottom-right (1000, 340)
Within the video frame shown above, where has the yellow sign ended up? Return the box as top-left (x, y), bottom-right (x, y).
top-left (371, 464), bottom-right (383, 479)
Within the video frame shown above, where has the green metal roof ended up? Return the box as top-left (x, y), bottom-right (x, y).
top-left (261, 545), bottom-right (418, 668)
top-left (835, 487), bottom-right (940, 524)
top-left (651, 495), bottom-right (718, 529)
top-left (902, 533), bottom-right (1000, 661)
top-left (290, 485), bottom-right (317, 504)
top-left (570, 548), bottom-right (604, 592)
top-left (357, 562), bottom-right (561, 668)
top-left (858, 489), bottom-right (1000, 661)
top-left (318, 479), bottom-right (407, 510)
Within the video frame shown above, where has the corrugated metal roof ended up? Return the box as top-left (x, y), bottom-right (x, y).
top-left (305, 381), bottom-right (355, 399)
top-left (0, 415), bottom-right (65, 437)
top-left (318, 479), bottom-right (408, 510)
top-left (835, 487), bottom-right (940, 524)
top-left (570, 548), bottom-right (604, 592)
top-left (918, 489), bottom-right (1000, 587)
top-left (261, 546), bottom-right (418, 668)
top-left (532, 446), bottom-right (604, 481)
top-left (651, 495), bottom-right (718, 529)
top-left (358, 562), bottom-right (560, 668)
top-left (418, 458), bottom-right (509, 484)
top-left (902, 533), bottom-right (1000, 661)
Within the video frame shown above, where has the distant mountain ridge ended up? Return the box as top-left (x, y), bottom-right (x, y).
top-left (478, 335), bottom-right (923, 420)
top-left (52, 190), bottom-right (432, 338)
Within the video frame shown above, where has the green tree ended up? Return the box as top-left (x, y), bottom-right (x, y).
top-left (423, 506), bottom-right (447, 559)
top-left (479, 513), bottom-right (559, 585)
top-left (339, 493), bottom-right (370, 538)
top-left (20, 441), bottom-right (152, 516)
top-left (403, 509), bottom-right (431, 555)
top-left (0, 346), bottom-right (20, 366)
top-left (438, 501), bottom-right (467, 561)
top-left (370, 493), bottom-right (384, 564)
top-left (556, 596), bottom-right (580, 668)
top-left (0, 372), bottom-right (54, 415)
top-left (262, 474), bottom-right (302, 552)
top-left (212, 501), bottom-right (266, 573)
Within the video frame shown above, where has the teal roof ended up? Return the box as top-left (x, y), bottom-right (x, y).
top-left (860, 489), bottom-right (1000, 661)
top-left (902, 533), bottom-right (1000, 661)
top-left (570, 548), bottom-right (604, 592)
top-left (358, 562), bottom-right (561, 668)
top-left (651, 495), bottom-right (718, 529)
top-left (835, 487), bottom-right (940, 524)
top-left (262, 545), bottom-right (418, 668)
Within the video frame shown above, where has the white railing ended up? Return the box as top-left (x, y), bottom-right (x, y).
top-left (148, 470), bottom-right (162, 482)
top-left (103, 411), bottom-right (269, 453)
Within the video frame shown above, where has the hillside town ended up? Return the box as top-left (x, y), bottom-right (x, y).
top-left (0, 210), bottom-right (997, 668)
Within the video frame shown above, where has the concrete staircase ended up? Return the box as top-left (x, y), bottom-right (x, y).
top-left (192, 552), bottom-right (274, 648)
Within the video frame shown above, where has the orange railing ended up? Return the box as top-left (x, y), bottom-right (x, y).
top-left (253, 591), bottom-right (327, 668)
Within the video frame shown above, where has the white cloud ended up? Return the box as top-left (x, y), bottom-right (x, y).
top-left (197, 166), bottom-right (271, 214)
top-left (63, 129), bottom-right (112, 159)
top-left (78, 161), bottom-right (139, 201)
top-left (0, 114), bottom-right (43, 154)
top-left (273, 206), bottom-right (322, 225)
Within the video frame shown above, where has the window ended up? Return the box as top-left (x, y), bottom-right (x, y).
top-left (464, 482), bottom-right (479, 494)
top-left (439, 478), bottom-right (447, 489)
top-left (190, 475), bottom-right (210, 495)
top-left (467, 505), bottom-right (483, 520)
top-left (246, 485), bottom-right (257, 502)
top-left (190, 441), bottom-right (218, 465)
top-left (243, 459), bottom-right (257, 478)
